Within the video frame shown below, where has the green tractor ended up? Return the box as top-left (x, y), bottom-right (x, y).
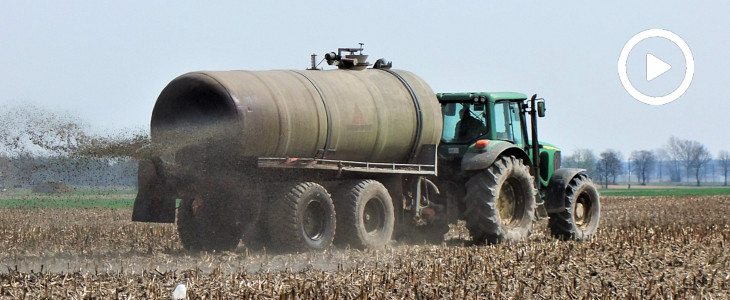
top-left (432, 92), bottom-right (600, 243)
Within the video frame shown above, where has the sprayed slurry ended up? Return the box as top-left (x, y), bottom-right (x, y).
top-left (0, 104), bottom-right (149, 191)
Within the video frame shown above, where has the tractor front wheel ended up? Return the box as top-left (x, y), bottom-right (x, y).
top-left (464, 155), bottom-right (536, 244)
top-left (548, 174), bottom-right (601, 241)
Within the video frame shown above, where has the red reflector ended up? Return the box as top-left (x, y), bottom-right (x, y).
top-left (475, 140), bottom-right (489, 149)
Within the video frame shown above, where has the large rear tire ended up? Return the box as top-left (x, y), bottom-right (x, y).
top-left (548, 174), bottom-right (600, 241)
top-left (464, 155), bottom-right (536, 245)
top-left (267, 182), bottom-right (336, 252)
top-left (333, 180), bottom-right (395, 249)
top-left (177, 193), bottom-right (242, 252)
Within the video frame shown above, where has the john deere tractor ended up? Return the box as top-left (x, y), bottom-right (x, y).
top-left (432, 92), bottom-right (600, 244)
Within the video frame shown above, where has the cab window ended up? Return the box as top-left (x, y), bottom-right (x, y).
top-left (441, 103), bottom-right (488, 143)
top-left (493, 102), bottom-right (512, 140)
top-left (494, 101), bottom-right (524, 145)
top-left (509, 102), bottom-right (524, 146)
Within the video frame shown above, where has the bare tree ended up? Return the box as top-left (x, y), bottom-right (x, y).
top-left (595, 149), bottom-right (622, 188)
top-left (666, 136), bottom-right (684, 182)
top-left (654, 148), bottom-right (670, 183)
top-left (719, 151), bottom-right (730, 186)
top-left (563, 148), bottom-right (596, 177)
top-left (630, 150), bottom-right (656, 185)
top-left (667, 137), bottom-right (711, 186)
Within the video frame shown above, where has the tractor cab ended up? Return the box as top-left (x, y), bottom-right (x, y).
top-left (436, 92), bottom-right (561, 189)
top-left (437, 92), bottom-right (530, 159)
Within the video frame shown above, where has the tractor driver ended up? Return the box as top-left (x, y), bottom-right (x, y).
top-left (455, 105), bottom-right (486, 141)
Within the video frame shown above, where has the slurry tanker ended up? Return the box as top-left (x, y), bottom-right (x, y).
top-left (132, 46), bottom-right (601, 252)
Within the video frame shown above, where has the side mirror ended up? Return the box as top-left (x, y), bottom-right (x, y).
top-left (537, 101), bottom-right (546, 117)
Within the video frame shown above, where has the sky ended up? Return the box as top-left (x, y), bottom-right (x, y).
top-left (1, 1), bottom-right (729, 157)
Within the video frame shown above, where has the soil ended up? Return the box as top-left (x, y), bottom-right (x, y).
top-left (0, 195), bottom-right (727, 298)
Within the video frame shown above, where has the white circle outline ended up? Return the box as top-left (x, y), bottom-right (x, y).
top-left (617, 29), bottom-right (694, 105)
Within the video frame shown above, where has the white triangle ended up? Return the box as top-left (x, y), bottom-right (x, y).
top-left (646, 53), bottom-right (671, 81)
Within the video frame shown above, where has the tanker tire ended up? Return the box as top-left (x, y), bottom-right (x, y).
top-left (464, 155), bottom-right (536, 245)
top-left (177, 196), bottom-right (241, 252)
top-left (548, 174), bottom-right (600, 241)
top-left (333, 180), bottom-right (395, 249)
top-left (267, 182), bottom-right (336, 252)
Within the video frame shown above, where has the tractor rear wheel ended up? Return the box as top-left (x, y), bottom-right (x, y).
top-left (267, 182), bottom-right (336, 252)
top-left (333, 180), bottom-right (395, 249)
top-left (177, 193), bottom-right (242, 252)
top-left (464, 155), bottom-right (536, 244)
top-left (548, 174), bottom-right (600, 241)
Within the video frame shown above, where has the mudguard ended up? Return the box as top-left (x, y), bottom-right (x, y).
top-left (131, 158), bottom-right (177, 223)
top-left (544, 168), bottom-right (587, 214)
top-left (461, 142), bottom-right (532, 171)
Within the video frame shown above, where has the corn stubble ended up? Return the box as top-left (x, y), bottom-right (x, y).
top-left (0, 196), bottom-right (727, 299)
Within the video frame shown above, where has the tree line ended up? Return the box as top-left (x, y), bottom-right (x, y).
top-left (564, 137), bottom-right (730, 187)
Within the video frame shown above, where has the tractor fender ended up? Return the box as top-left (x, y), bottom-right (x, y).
top-left (544, 168), bottom-right (587, 213)
top-left (132, 158), bottom-right (177, 223)
top-left (461, 142), bottom-right (532, 172)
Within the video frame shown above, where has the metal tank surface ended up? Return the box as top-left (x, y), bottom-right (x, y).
top-left (150, 68), bottom-right (442, 164)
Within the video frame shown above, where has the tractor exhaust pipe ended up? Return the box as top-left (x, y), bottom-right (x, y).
top-left (529, 94), bottom-right (540, 180)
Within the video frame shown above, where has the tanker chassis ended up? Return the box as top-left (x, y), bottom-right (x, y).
top-left (132, 47), bottom-right (601, 252)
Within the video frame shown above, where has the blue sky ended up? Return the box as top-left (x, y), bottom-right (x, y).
top-left (1, 1), bottom-right (728, 156)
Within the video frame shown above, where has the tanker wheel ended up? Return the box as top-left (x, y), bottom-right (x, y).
top-left (333, 180), bottom-right (395, 249)
top-left (548, 174), bottom-right (601, 241)
top-left (177, 193), bottom-right (242, 252)
top-left (464, 155), bottom-right (536, 245)
top-left (267, 182), bottom-right (336, 252)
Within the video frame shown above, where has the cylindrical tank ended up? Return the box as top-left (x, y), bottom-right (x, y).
top-left (150, 69), bottom-right (442, 163)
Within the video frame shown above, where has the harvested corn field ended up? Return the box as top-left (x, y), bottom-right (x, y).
top-left (0, 195), bottom-right (728, 299)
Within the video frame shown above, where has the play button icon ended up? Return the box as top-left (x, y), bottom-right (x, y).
top-left (646, 53), bottom-right (671, 81)
top-left (618, 29), bottom-right (695, 105)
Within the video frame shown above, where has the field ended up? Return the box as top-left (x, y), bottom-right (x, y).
top-left (0, 193), bottom-right (728, 298)
top-left (599, 186), bottom-right (730, 197)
